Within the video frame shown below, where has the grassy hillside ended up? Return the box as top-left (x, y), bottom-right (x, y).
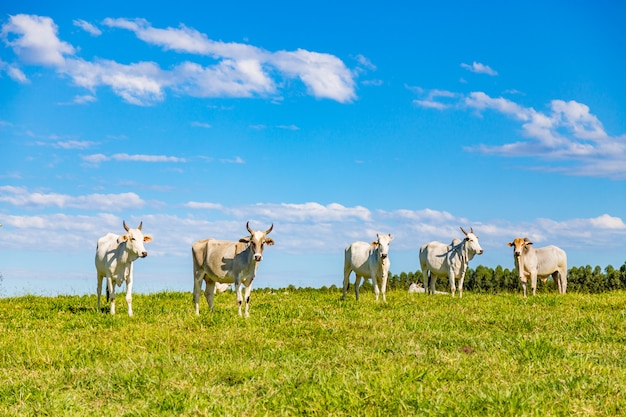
top-left (0, 289), bottom-right (624, 416)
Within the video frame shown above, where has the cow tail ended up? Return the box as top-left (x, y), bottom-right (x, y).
top-left (106, 284), bottom-right (110, 302)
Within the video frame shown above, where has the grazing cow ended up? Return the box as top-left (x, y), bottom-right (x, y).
top-left (95, 221), bottom-right (152, 316)
top-left (419, 227), bottom-right (484, 298)
top-left (342, 233), bottom-right (394, 302)
top-left (507, 237), bottom-right (567, 296)
top-left (192, 222), bottom-right (274, 317)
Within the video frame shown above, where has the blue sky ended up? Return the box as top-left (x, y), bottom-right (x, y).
top-left (1, 1), bottom-right (625, 297)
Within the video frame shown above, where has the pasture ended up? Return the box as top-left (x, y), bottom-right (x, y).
top-left (0, 289), bottom-right (625, 416)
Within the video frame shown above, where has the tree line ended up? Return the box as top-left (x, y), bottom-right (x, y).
top-left (382, 261), bottom-right (626, 294)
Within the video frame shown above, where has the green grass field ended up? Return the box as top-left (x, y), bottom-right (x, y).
top-left (0, 289), bottom-right (625, 416)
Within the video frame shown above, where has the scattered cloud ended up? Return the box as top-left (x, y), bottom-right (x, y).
top-left (461, 61), bottom-right (498, 76)
top-left (82, 153), bottom-right (187, 164)
top-left (412, 89), bottom-right (460, 110)
top-left (73, 19), bottom-right (102, 36)
top-left (411, 87), bottom-right (626, 179)
top-left (36, 139), bottom-right (96, 149)
top-left (0, 186), bottom-right (145, 211)
top-left (1, 14), bottom-right (75, 66)
top-left (1, 14), bottom-right (358, 105)
top-left (220, 156), bottom-right (245, 164)
top-left (72, 94), bottom-right (97, 104)
top-left (185, 201), bottom-right (224, 210)
top-left (191, 121), bottom-right (212, 128)
top-left (1, 197), bottom-right (624, 260)
top-left (277, 124), bottom-right (299, 131)
top-left (6, 64), bottom-right (28, 83)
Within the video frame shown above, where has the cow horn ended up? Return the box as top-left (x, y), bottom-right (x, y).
top-left (470, 227), bottom-right (474, 234)
top-left (138, 221), bottom-right (143, 231)
top-left (246, 221), bottom-right (253, 234)
top-left (123, 220), bottom-right (129, 232)
top-left (460, 227), bottom-right (468, 236)
top-left (265, 223), bottom-right (274, 235)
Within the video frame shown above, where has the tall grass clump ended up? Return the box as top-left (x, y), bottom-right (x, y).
top-left (0, 289), bottom-right (625, 416)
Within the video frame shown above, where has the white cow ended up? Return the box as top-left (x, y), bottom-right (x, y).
top-left (507, 237), bottom-right (567, 297)
top-left (342, 233), bottom-right (394, 302)
top-left (95, 221), bottom-right (152, 316)
top-left (419, 227), bottom-right (484, 298)
top-left (192, 222), bottom-right (274, 317)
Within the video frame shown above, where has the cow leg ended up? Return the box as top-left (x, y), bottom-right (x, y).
top-left (530, 273), bottom-right (538, 296)
top-left (381, 273), bottom-right (388, 303)
top-left (107, 277), bottom-right (116, 315)
top-left (96, 273), bottom-right (104, 312)
top-left (342, 269), bottom-right (352, 301)
top-left (193, 273), bottom-right (203, 315)
top-left (234, 279), bottom-right (244, 317)
top-left (560, 269), bottom-right (568, 294)
top-left (372, 270), bottom-right (381, 302)
top-left (243, 283), bottom-right (253, 318)
top-left (126, 275), bottom-right (134, 317)
top-left (354, 275), bottom-right (362, 301)
top-left (458, 273), bottom-right (465, 299)
top-left (428, 272), bottom-right (437, 295)
top-left (205, 280), bottom-right (216, 313)
top-left (448, 272), bottom-right (456, 297)
top-left (422, 269), bottom-right (429, 295)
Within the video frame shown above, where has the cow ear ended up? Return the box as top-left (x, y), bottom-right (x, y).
top-left (143, 235), bottom-right (152, 243)
top-left (371, 241), bottom-right (377, 246)
top-left (265, 238), bottom-right (275, 246)
top-left (388, 234), bottom-right (394, 241)
top-left (118, 234), bottom-right (129, 244)
top-left (507, 242), bottom-right (513, 247)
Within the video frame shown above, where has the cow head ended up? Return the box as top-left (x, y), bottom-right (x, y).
top-left (240, 221), bottom-right (275, 262)
top-left (460, 227), bottom-right (484, 256)
top-left (371, 233), bottom-right (394, 260)
top-left (507, 237), bottom-right (531, 259)
top-left (121, 220), bottom-right (152, 258)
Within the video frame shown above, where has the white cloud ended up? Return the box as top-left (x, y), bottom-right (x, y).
top-left (413, 89), bottom-right (460, 110)
top-left (1, 200), bottom-right (624, 265)
top-left (73, 19), bottom-right (102, 36)
top-left (0, 186), bottom-right (145, 211)
top-left (36, 139), bottom-right (96, 149)
top-left (73, 94), bottom-right (97, 104)
top-left (191, 121), bottom-right (212, 128)
top-left (461, 61), bottom-right (498, 76)
top-left (3, 15), bottom-right (358, 104)
top-left (100, 17), bottom-right (356, 103)
top-left (1, 14), bottom-right (75, 66)
top-left (64, 58), bottom-right (167, 106)
top-left (413, 87), bottom-right (626, 179)
top-left (185, 201), bottom-right (224, 210)
top-left (272, 49), bottom-right (356, 103)
top-left (6, 65), bottom-right (28, 83)
top-left (220, 156), bottom-right (245, 164)
top-left (277, 124), bottom-right (299, 131)
top-left (81, 153), bottom-right (187, 164)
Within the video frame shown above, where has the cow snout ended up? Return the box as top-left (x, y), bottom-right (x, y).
top-left (254, 254), bottom-right (263, 262)
top-left (477, 250), bottom-right (484, 255)
top-left (141, 252), bottom-right (148, 258)
top-left (381, 253), bottom-right (388, 259)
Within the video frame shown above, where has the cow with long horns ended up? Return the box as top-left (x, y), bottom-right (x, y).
top-left (95, 221), bottom-right (152, 315)
top-left (419, 227), bottom-right (484, 297)
top-left (192, 222), bottom-right (275, 317)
